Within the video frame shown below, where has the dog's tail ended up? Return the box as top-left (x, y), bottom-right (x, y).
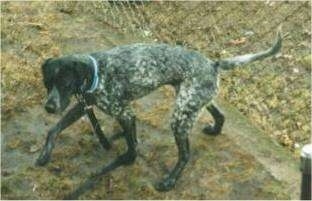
top-left (214, 31), bottom-right (282, 70)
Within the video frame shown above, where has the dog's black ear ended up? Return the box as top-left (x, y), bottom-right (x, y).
top-left (42, 57), bottom-right (62, 77)
top-left (72, 61), bottom-right (90, 92)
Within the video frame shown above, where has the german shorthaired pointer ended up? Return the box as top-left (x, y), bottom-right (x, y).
top-left (37, 32), bottom-right (281, 198)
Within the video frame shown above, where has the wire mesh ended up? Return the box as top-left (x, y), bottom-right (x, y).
top-left (54, 1), bottom-right (310, 147)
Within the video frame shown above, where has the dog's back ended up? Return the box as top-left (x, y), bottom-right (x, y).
top-left (93, 43), bottom-right (217, 100)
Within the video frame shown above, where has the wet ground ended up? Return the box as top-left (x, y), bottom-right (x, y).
top-left (2, 88), bottom-right (299, 199)
top-left (1, 2), bottom-right (301, 200)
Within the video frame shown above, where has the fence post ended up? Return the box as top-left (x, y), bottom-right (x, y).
top-left (300, 144), bottom-right (311, 200)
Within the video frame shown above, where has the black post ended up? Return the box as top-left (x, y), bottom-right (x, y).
top-left (300, 144), bottom-right (311, 200)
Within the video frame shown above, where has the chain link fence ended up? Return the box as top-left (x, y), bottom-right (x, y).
top-left (81, 1), bottom-right (311, 150)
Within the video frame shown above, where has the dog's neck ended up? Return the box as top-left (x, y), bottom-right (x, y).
top-left (85, 55), bottom-right (99, 93)
top-left (74, 55), bottom-right (99, 94)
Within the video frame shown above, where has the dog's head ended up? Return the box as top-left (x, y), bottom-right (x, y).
top-left (41, 56), bottom-right (88, 114)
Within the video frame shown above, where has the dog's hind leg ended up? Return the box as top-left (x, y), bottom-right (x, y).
top-left (36, 102), bottom-right (85, 166)
top-left (155, 83), bottom-right (209, 191)
top-left (155, 133), bottom-right (190, 192)
top-left (202, 102), bottom-right (224, 136)
top-left (115, 107), bottom-right (138, 165)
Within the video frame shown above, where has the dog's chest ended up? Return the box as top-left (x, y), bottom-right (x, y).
top-left (93, 76), bottom-right (125, 116)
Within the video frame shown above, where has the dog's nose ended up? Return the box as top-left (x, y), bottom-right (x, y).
top-left (45, 103), bottom-right (56, 113)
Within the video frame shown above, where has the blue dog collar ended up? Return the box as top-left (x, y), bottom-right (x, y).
top-left (86, 55), bottom-right (99, 93)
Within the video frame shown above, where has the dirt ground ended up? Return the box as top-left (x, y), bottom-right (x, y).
top-left (2, 88), bottom-right (294, 199)
top-left (0, 1), bottom-right (306, 200)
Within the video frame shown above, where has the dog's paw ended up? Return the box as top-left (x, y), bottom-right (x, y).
top-left (35, 153), bottom-right (50, 166)
top-left (154, 178), bottom-right (176, 192)
top-left (202, 125), bottom-right (221, 136)
top-left (119, 151), bottom-right (137, 166)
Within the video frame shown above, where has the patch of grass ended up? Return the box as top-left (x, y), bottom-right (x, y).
top-left (1, 2), bottom-right (62, 119)
top-left (136, 103), bottom-right (171, 128)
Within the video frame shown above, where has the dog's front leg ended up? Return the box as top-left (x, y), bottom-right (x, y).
top-left (36, 102), bottom-right (85, 166)
top-left (64, 108), bottom-right (137, 199)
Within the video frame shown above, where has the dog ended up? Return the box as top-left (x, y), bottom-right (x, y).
top-left (36, 32), bottom-right (281, 197)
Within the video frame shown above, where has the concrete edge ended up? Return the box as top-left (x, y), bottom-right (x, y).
top-left (216, 98), bottom-right (301, 200)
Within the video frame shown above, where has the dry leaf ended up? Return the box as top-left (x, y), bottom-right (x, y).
top-left (228, 37), bottom-right (247, 46)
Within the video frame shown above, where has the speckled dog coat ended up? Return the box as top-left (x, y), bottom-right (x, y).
top-left (89, 43), bottom-right (218, 136)
top-left (87, 36), bottom-right (280, 137)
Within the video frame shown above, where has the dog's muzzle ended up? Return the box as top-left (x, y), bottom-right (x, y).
top-left (45, 86), bottom-right (61, 113)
